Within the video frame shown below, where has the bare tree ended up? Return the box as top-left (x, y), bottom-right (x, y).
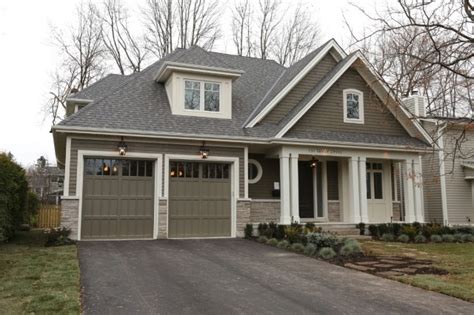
top-left (257, 0), bottom-right (281, 60)
top-left (273, 3), bottom-right (320, 66)
top-left (231, 0), bottom-right (253, 56)
top-left (47, 2), bottom-right (105, 124)
top-left (100, 0), bottom-right (147, 74)
top-left (142, 0), bottom-right (220, 58)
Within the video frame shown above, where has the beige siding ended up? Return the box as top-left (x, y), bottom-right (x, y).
top-left (327, 161), bottom-right (339, 200)
top-left (248, 154), bottom-right (280, 199)
top-left (443, 128), bottom-right (474, 224)
top-left (263, 54), bottom-right (338, 124)
top-left (288, 68), bottom-right (411, 137)
top-left (422, 150), bottom-right (444, 223)
top-left (69, 137), bottom-right (245, 198)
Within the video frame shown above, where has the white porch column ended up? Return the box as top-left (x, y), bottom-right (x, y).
top-left (359, 157), bottom-right (369, 223)
top-left (413, 159), bottom-right (424, 222)
top-left (279, 154), bottom-right (291, 224)
top-left (348, 157), bottom-right (361, 223)
top-left (289, 154), bottom-right (300, 223)
top-left (403, 159), bottom-right (416, 222)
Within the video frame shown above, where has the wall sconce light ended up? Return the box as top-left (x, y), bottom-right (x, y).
top-left (310, 157), bottom-right (318, 168)
top-left (200, 142), bottom-right (209, 159)
top-left (118, 136), bottom-right (128, 156)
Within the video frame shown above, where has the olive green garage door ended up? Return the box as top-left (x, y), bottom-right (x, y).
top-left (81, 158), bottom-right (154, 240)
top-left (168, 161), bottom-right (232, 238)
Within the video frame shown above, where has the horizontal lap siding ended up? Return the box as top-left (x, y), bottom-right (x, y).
top-left (263, 54), bottom-right (337, 124)
top-left (443, 129), bottom-right (474, 224)
top-left (69, 138), bottom-right (245, 198)
top-left (248, 154), bottom-right (280, 199)
top-left (289, 68), bottom-right (411, 137)
top-left (422, 151), bottom-right (443, 223)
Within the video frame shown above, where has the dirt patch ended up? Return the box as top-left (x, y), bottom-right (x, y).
top-left (334, 255), bottom-right (448, 277)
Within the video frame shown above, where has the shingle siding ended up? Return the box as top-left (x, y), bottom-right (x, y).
top-left (263, 54), bottom-right (337, 124)
top-left (287, 68), bottom-right (411, 137)
top-left (69, 137), bottom-right (245, 198)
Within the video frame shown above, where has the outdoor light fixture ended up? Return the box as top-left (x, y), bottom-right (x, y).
top-left (310, 157), bottom-right (318, 168)
top-left (200, 142), bottom-right (209, 159)
top-left (118, 137), bottom-right (128, 156)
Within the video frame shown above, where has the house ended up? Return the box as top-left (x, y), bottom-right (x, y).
top-left (27, 156), bottom-right (64, 205)
top-left (412, 99), bottom-right (474, 225)
top-left (52, 39), bottom-right (432, 240)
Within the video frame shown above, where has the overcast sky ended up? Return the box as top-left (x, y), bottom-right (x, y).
top-left (0, 0), bottom-right (380, 167)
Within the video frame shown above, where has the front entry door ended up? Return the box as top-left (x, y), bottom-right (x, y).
top-left (367, 162), bottom-right (389, 222)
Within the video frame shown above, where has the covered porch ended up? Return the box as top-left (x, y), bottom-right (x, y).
top-left (246, 145), bottom-right (425, 225)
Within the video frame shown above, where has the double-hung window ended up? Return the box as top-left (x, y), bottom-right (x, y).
top-left (184, 79), bottom-right (220, 112)
top-left (343, 89), bottom-right (364, 124)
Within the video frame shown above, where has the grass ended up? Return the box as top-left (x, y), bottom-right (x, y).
top-left (362, 240), bottom-right (474, 302)
top-left (0, 230), bottom-right (80, 314)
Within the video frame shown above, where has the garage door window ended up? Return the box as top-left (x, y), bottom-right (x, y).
top-left (170, 161), bottom-right (200, 178)
top-left (84, 159), bottom-right (153, 177)
top-left (203, 163), bottom-right (229, 179)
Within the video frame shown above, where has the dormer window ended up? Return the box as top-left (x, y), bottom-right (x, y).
top-left (184, 79), bottom-right (221, 112)
top-left (343, 89), bottom-right (364, 124)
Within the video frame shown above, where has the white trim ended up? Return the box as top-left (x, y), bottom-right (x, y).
top-left (75, 150), bottom-right (163, 241)
top-left (244, 146), bottom-right (249, 198)
top-left (63, 137), bottom-right (71, 197)
top-left (289, 154), bottom-right (300, 222)
top-left (248, 159), bottom-right (263, 184)
top-left (155, 62), bottom-right (244, 82)
top-left (437, 124), bottom-right (449, 225)
top-left (163, 154), bottom-right (239, 238)
top-left (321, 160), bottom-right (329, 220)
top-left (245, 39), bottom-right (347, 128)
top-left (249, 199), bottom-right (280, 202)
top-left (53, 126), bottom-right (429, 153)
top-left (343, 89), bottom-right (364, 124)
top-left (66, 98), bottom-right (94, 103)
top-left (183, 79), bottom-right (222, 113)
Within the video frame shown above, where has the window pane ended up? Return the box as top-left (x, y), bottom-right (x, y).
top-left (346, 93), bottom-right (359, 119)
top-left (209, 163), bottom-right (216, 178)
top-left (185, 162), bottom-right (193, 178)
top-left (204, 83), bottom-right (220, 112)
top-left (85, 159), bottom-right (96, 175)
top-left (178, 162), bottom-right (184, 177)
top-left (146, 161), bottom-right (153, 177)
top-left (202, 163), bottom-right (208, 178)
top-left (216, 164), bottom-right (223, 179)
top-left (248, 163), bottom-right (258, 180)
top-left (185, 80), bottom-right (201, 110)
top-left (103, 160), bottom-right (111, 176)
top-left (170, 161), bottom-right (177, 177)
top-left (366, 172), bottom-right (371, 199)
top-left (130, 160), bottom-right (137, 176)
top-left (111, 160), bottom-right (119, 176)
top-left (192, 163), bottom-right (200, 178)
top-left (223, 164), bottom-right (229, 179)
top-left (122, 160), bottom-right (130, 176)
top-left (374, 172), bottom-right (383, 199)
top-left (138, 161), bottom-right (145, 176)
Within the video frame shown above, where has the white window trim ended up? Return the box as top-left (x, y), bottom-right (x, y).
top-left (184, 79), bottom-right (221, 113)
top-left (343, 89), bottom-right (364, 124)
top-left (248, 159), bottom-right (263, 184)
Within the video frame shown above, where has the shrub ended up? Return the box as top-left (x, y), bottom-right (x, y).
top-left (285, 225), bottom-right (304, 244)
top-left (343, 239), bottom-right (362, 255)
top-left (318, 247), bottom-right (336, 260)
top-left (401, 225), bottom-right (417, 240)
top-left (265, 222), bottom-right (277, 238)
top-left (257, 235), bottom-right (268, 243)
top-left (414, 234), bottom-right (427, 243)
top-left (305, 222), bottom-right (316, 233)
top-left (421, 223), bottom-right (443, 238)
top-left (412, 222), bottom-right (422, 233)
top-left (304, 244), bottom-right (317, 256)
top-left (44, 227), bottom-right (74, 247)
top-left (275, 225), bottom-right (286, 240)
top-left (356, 222), bottom-right (365, 235)
top-left (244, 224), bottom-right (253, 239)
top-left (368, 225), bottom-right (379, 238)
top-left (377, 224), bottom-right (391, 236)
top-left (391, 223), bottom-right (402, 237)
top-left (290, 243), bottom-right (305, 253)
top-left (453, 233), bottom-right (465, 243)
top-left (397, 234), bottom-right (410, 243)
top-left (442, 234), bottom-right (455, 243)
top-left (306, 232), bottom-right (340, 249)
top-left (430, 234), bottom-right (442, 243)
top-left (453, 226), bottom-right (474, 235)
top-left (257, 223), bottom-right (268, 236)
top-left (277, 240), bottom-right (289, 249)
top-left (462, 234), bottom-right (473, 242)
top-left (266, 238), bottom-right (279, 246)
top-left (381, 233), bottom-right (395, 242)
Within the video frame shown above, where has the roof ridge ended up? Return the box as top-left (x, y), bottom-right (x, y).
top-left (207, 50), bottom-right (285, 67)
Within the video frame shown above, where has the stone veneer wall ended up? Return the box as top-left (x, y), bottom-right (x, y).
top-left (158, 199), bottom-right (168, 239)
top-left (328, 201), bottom-right (341, 222)
top-left (61, 198), bottom-right (79, 239)
top-left (236, 199), bottom-right (251, 237)
top-left (392, 202), bottom-right (402, 221)
top-left (249, 200), bottom-right (281, 223)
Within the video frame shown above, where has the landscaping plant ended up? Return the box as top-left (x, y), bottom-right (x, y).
top-left (277, 240), bottom-right (289, 249)
top-left (414, 234), bottom-right (427, 243)
top-left (257, 235), bottom-right (268, 243)
top-left (303, 244), bottom-right (317, 256)
top-left (381, 233), bottom-right (395, 242)
top-left (44, 227), bottom-right (74, 247)
top-left (442, 234), bottom-right (455, 243)
top-left (453, 233), bottom-right (464, 243)
top-left (356, 222), bottom-right (365, 235)
top-left (290, 243), bottom-right (305, 253)
top-left (397, 234), bottom-right (410, 243)
top-left (318, 247), bottom-right (336, 260)
top-left (266, 238), bottom-right (278, 246)
top-left (430, 234), bottom-right (442, 243)
top-left (244, 224), bottom-right (253, 239)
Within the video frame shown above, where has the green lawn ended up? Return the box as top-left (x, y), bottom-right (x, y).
top-left (0, 230), bottom-right (80, 314)
top-left (362, 240), bottom-right (474, 302)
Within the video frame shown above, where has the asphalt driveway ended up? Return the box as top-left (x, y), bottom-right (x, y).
top-left (79, 239), bottom-right (473, 315)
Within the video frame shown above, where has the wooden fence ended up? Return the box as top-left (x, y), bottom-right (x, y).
top-left (37, 205), bottom-right (61, 229)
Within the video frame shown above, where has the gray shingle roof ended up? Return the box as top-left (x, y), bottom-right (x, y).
top-left (58, 43), bottom-right (429, 148)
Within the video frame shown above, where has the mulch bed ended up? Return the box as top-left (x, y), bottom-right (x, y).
top-left (331, 255), bottom-right (448, 277)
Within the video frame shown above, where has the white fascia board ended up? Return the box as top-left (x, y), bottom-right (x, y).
top-left (66, 98), bottom-right (94, 104)
top-left (245, 39), bottom-right (347, 128)
top-left (275, 52), bottom-right (361, 138)
top-left (155, 62), bottom-right (244, 82)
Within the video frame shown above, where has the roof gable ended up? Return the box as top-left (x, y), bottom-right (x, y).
top-left (243, 39), bottom-right (347, 128)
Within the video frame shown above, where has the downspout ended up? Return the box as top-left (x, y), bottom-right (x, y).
top-left (437, 121), bottom-right (449, 226)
